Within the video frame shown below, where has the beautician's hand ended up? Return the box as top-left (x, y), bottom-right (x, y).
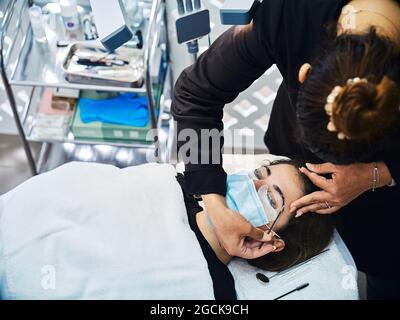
top-left (202, 194), bottom-right (276, 259)
top-left (290, 162), bottom-right (392, 216)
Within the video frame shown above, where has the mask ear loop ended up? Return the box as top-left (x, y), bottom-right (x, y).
top-left (257, 202), bottom-right (284, 250)
top-left (257, 206), bottom-right (284, 250)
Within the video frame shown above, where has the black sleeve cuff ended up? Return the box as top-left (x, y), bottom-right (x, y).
top-left (384, 158), bottom-right (400, 186)
top-left (184, 167), bottom-right (227, 197)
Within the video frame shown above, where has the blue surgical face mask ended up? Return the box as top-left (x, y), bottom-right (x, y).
top-left (225, 172), bottom-right (278, 227)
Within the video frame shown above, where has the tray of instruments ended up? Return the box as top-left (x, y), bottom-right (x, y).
top-left (62, 42), bottom-right (145, 88)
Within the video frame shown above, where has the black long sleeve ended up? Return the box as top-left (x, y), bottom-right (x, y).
top-left (176, 174), bottom-right (237, 300)
top-left (383, 157), bottom-right (400, 185)
top-left (171, 6), bottom-right (276, 196)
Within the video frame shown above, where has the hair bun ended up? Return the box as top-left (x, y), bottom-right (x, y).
top-left (332, 76), bottom-right (400, 141)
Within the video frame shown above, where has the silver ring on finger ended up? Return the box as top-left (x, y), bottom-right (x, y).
top-left (324, 201), bottom-right (331, 209)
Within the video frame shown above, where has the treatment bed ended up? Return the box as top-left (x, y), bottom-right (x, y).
top-left (0, 156), bottom-right (359, 300)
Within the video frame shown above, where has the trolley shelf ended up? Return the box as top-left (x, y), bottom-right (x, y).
top-left (1, 0), bottom-right (170, 174)
top-left (9, 9), bottom-right (148, 94)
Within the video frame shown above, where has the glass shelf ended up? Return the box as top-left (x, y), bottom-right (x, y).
top-left (9, 5), bottom-right (150, 94)
top-left (1, 0), bottom-right (170, 173)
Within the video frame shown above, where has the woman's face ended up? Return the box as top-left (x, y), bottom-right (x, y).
top-left (253, 164), bottom-right (305, 232)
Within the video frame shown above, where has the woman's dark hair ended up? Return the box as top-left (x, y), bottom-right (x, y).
top-left (248, 159), bottom-right (334, 272)
top-left (297, 28), bottom-right (400, 164)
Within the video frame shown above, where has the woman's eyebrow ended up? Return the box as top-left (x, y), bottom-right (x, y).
top-left (263, 165), bottom-right (272, 176)
top-left (273, 184), bottom-right (285, 208)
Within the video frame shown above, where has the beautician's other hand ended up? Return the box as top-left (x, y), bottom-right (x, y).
top-left (290, 162), bottom-right (391, 216)
top-left (202, 194), bottom-right (276, 259)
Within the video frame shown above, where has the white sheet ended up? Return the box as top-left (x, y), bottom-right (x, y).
top-left (0, 162), bottom-right (214, 300)
top-left (1, 158), bottom-right (359, 300)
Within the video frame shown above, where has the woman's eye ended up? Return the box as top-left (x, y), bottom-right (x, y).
top-left (254, 169), bottom-right (261, 180)
top-left (267, 190), bottom-right (277, 209)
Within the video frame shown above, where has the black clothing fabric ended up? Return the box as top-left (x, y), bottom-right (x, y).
top-left (172, 0), bottom-right (400, 278)
top-left (367, 274), bottom-right (400, 300)
top-left (176, 174), bottom-right (237, 300)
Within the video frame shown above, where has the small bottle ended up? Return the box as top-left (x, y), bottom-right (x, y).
top-left (60, 0), bottom-right (81, 32)
top-left (28, 5), bottom-right (47, 43)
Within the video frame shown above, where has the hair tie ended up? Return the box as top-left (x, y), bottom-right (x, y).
top-left (325, 77), bottom-right (368, 140)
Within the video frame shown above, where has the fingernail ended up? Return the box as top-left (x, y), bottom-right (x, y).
top-left (272, 246), bottom-right (277, 251)
top-left (295, 211), bottom-right (302, 218)
top-left (266, 233), bottom-right (273, 241)
top-left (306, 163), bottom-right (313, 169)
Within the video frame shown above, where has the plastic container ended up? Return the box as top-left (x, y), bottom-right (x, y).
top-left (28, 5), bottom-right (47, 43)
top-left (60, 0), bottom-right (81, 31)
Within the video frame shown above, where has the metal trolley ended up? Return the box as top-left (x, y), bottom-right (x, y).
top-left (0, 0), bottom-right (171, 175)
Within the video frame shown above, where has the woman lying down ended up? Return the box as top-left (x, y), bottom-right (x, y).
top-left (0, 159), bottom-right (334, 300)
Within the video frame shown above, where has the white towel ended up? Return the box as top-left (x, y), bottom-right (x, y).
top-left (0, 162), bottom-right (214, 300)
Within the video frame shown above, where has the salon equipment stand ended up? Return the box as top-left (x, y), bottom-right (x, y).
top-left (0, 0), bottom-right (171, 175)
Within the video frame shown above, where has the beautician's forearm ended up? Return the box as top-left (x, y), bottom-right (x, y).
top-left (203, 194), bottom-right (226, 209)
top-left (202, 194), bottom-right (229, 221)
top-left (346, 161), bottom-right (392, 194)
